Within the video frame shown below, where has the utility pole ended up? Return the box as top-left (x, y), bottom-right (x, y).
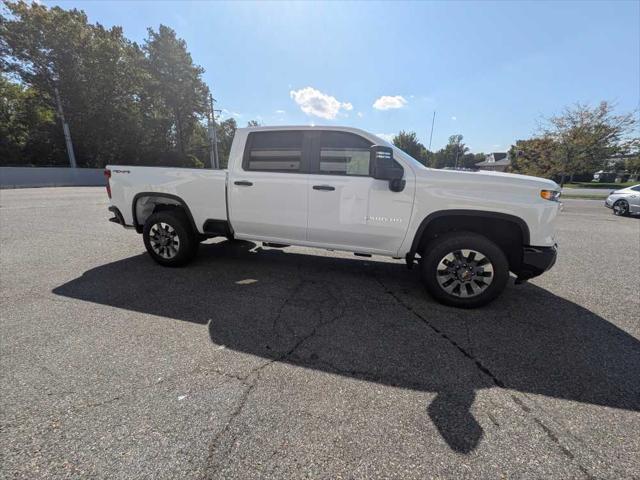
top-left (428, 111), bottom-right (436, 151)
top-left (53, 85), bottom-right (77, 168)
top-left (208, 92), bottom-right (221, 169)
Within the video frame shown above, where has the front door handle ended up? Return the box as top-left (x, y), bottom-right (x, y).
top-left (234, 180), bottom-right (253, 186)
top-left (313, 185), bottom-right (335, 191)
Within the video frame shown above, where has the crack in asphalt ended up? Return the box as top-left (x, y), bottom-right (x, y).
top-left (202, 280), bottom-right (347, 478)
top-left (371, 274), bottom-right (506, 389)
top-left (271, 276), bottom-right (305, 341)
top-left (372, 273), bottom-right (606, 478)
top-left (202, 265), bottom-right (603, 478)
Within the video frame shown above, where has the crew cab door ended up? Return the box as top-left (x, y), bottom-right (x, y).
top-left (306, 130), bottom-right (415, 255)
top-left (228, 130), bottom-right (309, 242)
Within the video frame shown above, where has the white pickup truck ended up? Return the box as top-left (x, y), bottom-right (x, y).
top-left (106, 126), bottom-right (559, 308)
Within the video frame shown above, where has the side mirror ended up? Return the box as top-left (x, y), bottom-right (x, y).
top-left (370, 145), bottom-right (405, 192)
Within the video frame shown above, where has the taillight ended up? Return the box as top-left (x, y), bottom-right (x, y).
top-left (104, 168), bottom-right (111, 199)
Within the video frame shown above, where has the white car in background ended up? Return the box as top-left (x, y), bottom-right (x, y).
top-left (605, 185), bottom-right (640, 216)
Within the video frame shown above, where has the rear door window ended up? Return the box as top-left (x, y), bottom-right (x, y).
top-left (243, 131), bottom-right (305, 172)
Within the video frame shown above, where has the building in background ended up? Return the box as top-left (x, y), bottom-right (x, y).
top-left (475, 152), bottom-right (511, 172)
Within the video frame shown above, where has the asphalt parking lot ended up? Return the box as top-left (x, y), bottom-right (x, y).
top-left (1, 187), bottom-right (639, 479)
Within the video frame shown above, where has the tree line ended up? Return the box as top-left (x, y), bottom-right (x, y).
top-left (1, 1), bottom-right (246, 169)
top-left (392, 131), bottom-right (486, 170)
top-left (2, 2), bottom-right (637, 178)
top-left (392, 101), bottom-right (639, 180)
top-left (509, 102), bottom-right (638, 181)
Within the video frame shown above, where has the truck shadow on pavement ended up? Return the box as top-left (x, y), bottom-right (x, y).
top-left (53, 240), bottom-right (640, 454)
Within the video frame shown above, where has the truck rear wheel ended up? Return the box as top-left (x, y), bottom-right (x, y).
top-left (143, 210), bottom-right (198, 267)
top-left (420, 232), bottom-right (509, 308)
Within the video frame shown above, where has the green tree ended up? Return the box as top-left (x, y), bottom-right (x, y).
top-left (624, 155), bottom-right (640, 176)
top-left (508, 137), bottom-right (563, 178)
top-left (0, 74), bottom-right (64, 165)
top-left (1, 1), bottom-right (150, 166)
top-left (431, 135), bottom-right (470, 169)
top-left (392, 131), bottom-right (429, 165)
top-left (1, 2), bottom-right (212, 168)
top-left (540, 101), bottom-right (638, 183)
top-left (144, 25), bottom-right (209, 157)
top-left (215, 118), bottom-right (237, 168)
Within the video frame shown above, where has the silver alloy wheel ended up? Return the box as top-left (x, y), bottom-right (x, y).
top-left (149, 222), bottom-right (180, 259)
top-left (436, 249), bottom-right (494, 298)
top-left (613, 200), bottom-right (628, 215)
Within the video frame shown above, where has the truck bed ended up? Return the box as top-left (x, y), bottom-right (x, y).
top-left (106, 166), bottom-right (228, 233)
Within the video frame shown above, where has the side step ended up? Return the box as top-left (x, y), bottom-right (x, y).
top-left (263, 242), bottom-right (290, 248)
top-left (203, 219), bottom-right (233, 236)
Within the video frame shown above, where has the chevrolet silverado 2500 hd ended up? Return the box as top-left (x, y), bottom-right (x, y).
top-left (105, 126), bottom-right (559, 308)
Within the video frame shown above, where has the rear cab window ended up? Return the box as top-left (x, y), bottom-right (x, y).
top-left (243, 131), bottom-right (305, 173)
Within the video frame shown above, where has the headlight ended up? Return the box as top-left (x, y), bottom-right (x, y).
top-left (540, 190), bottom-right (561, 201)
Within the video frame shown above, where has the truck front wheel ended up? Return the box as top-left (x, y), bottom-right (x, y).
top-left (421, 232), bottom-right (509, 308)
top-left (142, 210), bottom-right (198, 267)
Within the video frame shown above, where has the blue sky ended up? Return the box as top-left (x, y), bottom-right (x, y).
top-left (47, 1), bottom-right (639, 153)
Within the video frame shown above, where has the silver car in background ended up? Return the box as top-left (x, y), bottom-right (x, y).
top-left (604, 184), bottom-right (640, 216)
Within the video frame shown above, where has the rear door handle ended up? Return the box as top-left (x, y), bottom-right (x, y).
top-left (234, 180), bottom-right (253, 186)
top-left (313, 185), bottom-right (335, 191)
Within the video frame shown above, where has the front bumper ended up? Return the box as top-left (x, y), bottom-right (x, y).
top-left (516, 245), bottom-right (558, 282)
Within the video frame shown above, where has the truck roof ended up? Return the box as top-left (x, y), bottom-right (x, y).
top-left (237, 125), bottom-right (376, 137)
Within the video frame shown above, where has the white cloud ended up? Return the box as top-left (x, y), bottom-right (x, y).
top-left (275, 109), bottom-right (286, 114)
top-left (376, 133), bottom-right (395, 142)
top-left (451, 116), bottom-right (457, 121)
top-left (220, 108), bottom-right (243, 119)
top-left (373, 95), bottom-right (408, 110)
top-left (289, 87), bottom-right (352, 119)
top-left (357, 112), bottom-right (364, 118)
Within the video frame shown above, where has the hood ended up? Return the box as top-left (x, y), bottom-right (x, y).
top-left (415, 167), bottom-right (559, 190)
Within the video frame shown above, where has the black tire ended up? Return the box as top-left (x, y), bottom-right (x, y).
top-left (142, 210), bottom-right (198, 267)
top-left (613, 199), bottom-right (630, 216)
top-left (420, 232), bottom-right (509, 308)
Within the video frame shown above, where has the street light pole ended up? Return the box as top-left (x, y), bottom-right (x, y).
top-left (208, 92), bottom-right (220, 169)
top-left (53, 85), bottom-right (77, 168)
top-left (428, 110), bottom-right (436, 151)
